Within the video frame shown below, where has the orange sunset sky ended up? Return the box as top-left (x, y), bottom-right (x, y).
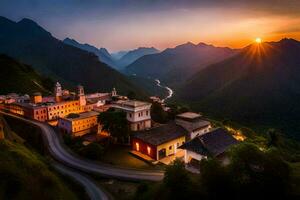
top-left (1, 0), bottom-right (300, 51)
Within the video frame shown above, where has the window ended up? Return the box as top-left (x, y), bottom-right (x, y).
top-left (169, 146), bottom-right (172, 150)
top-left (146, 111), bottom-right (149, 116)
top-left (136, 142), bottom-right (140, 151)
top-left (129, 113), bottom-right (132, 118)
top-left (147, 146), bottom-right (151, 155)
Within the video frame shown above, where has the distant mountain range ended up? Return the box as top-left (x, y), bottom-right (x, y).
top-left (0, 54), bottom-right (52, 94)
top-left (117, 47), bottom-right (159, 69)
top-left (0, 16), bottom-right (146, 96)
top-left (63, 37), bottom-right (116, 69)
top-left (178, 38), bottom-right (300, 139)
top-left (111, 51), bottom-right (129, 60)
top-left (63, 38), bottom-right (159, 70)
top-left (125, 42), bottom-right (238, 86)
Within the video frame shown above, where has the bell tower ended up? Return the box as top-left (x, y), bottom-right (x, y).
top-left (54, 82), bottom-right (62, 102)
top-left (77, 85), bottom-right (86, 106)
top-left (111, 87), bottom-right (117, 97)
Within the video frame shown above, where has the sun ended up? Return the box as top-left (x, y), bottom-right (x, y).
top-left (255, 38), bottom-right (262, 43)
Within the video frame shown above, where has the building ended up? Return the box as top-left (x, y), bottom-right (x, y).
top-left (132, 122), bottom-right (187, 160)
top-left (4, 102), bottom-right (48, 122)
top-left (46, 100), bottom-right (85, 121)
top-left (58, 111), bottom-right (99, 137)
top-left (31, 92), bottom-right (43, 104)
top-left (180, 128), bottom-right (238, 170)
top-left (113, 100), bottom-right (152, 131)
top-left (85, 92), bottom-right (112, 111)
top-left (0, 116), bottom-right (5, 139)
top-left (175, 112), bottom-right (211, 139)
top-left (77, 85), bottom-right (86, 106)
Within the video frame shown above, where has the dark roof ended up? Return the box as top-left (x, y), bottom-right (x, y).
top-left (180, 128), bottom-right (238, 156)
top-left (179, 137), bottom-right (209, 155)
top-left (133, 122), bottom-right (188, 146)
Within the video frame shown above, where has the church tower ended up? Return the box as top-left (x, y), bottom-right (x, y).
top-left (54, 82), bottom-right (62, 102)
top-left (77, 85), bottom-right (86, 106)
top-left (111, 87), bottom-right (117, 97)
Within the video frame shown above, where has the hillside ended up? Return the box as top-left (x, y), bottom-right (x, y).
top-left (0, 54), bottom-right (53, 94)
top-left (0, 139), bottom-right (79, 200)
top-left (63, 37), bottom-right (117, 69)
top-left (117, 47), bottom-right (159, 69)
top-left (125, 42), bottom-right (237, 86)
top-left (0, 16), bottom-right (145, 96)
top-left (178, 39), bottom-right (300, 139)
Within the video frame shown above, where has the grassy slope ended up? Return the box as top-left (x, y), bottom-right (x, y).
top-left (0, 139), bottom-right (78, 200)
top-left (0, 54), bottom-right (52, 94)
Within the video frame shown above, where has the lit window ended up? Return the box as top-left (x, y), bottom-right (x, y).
top-left (136, 142), bottom-right (140, 151)
top-left (147, 146), bottom-right (151, 155)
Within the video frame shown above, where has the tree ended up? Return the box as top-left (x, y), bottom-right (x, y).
top-left (267, 128), bottom-right (282, 147)
top-left (163, 159), bottom-right (192, 199)
top-left (228, 143), bottom-right (290, 199)
top-left (98, 108), bottom-right (130, 143)
top-left (78, 142), bottom-right (104, 160)
top-left (151, 102), bottom-right (168, 123)
top-left (127, 91), bottom-right (136, 100)
top-left (199, 158), bottom-right (232, 198)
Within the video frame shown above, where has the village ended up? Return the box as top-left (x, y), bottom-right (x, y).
top-left (0, 82), bottom-right (241, 172)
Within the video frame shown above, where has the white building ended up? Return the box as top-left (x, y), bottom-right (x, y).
top-left (112, 100), bottom-right (152, 131)
top-left (175, 112), bottom-right (211, 139)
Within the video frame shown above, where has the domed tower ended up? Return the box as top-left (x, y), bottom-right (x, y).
top-left (111, 87), bottom-right (117, 97)
top-left (77, 85), bottom-right (86, 106)
top-left (54, 82), bottom-right (62, 102)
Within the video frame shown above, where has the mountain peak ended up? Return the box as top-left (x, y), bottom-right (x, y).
top-left (18, 18), bottom-right (39, 26)
top-left (16, 18), bottom-right (51, 37)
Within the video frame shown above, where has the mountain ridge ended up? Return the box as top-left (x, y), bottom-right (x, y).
top-left (178, 38), bottom-right (300, 139)
top-left (0, 16), bottom-right (146, 96)
top-left (125, 42), bottom-right (238, 86)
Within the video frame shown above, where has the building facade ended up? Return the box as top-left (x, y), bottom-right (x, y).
top-left (113, 100), bottom-right (151, 131)
top-left (132, 122), bottom-right (187, 160)
top-left (0, 116), bottom-right (5, 139)
top-left (47, 100), bottom-right (85, 121)
top-left (175, 112), bottom-right (211, 139)
top-left (58, 111), bottom-right (99, 137)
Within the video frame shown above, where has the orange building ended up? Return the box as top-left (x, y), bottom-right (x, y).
top-left (58, 111), bottom-right (99, 137)
top-left (47, 100), bottom-right (85, 121)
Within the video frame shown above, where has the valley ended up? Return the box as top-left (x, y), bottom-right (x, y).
top-left (1, 1), bottom-right (300, 199)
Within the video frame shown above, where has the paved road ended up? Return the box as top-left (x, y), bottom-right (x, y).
top-left (1, 111), bottom-right (164, 181)
top-left (53, 162), bottom-right (109, 200)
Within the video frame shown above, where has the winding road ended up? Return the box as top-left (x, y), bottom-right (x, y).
top-left (0, 111), bottom-right (164, 182)
top-left (53, 162), bottom-right (109, 200)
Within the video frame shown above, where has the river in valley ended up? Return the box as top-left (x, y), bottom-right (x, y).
top-left (155, 79), bottom-right (174, 102)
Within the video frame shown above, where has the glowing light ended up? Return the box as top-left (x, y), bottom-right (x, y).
top-left (147, 146), bottom-right (151, 155)
top-left (136, 142), bottom-right (139, 151)
top-left (255, 38), bottom-right (262, 43)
